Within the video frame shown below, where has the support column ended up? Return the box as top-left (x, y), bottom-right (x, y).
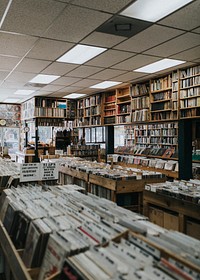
top-left (34, 118), bottom-right (40, 162)
top-left (178, 119), bottom-right (192, 180)
top-left (105, 125), bottom-right (114, 162)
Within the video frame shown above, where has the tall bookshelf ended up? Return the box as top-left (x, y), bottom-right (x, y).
top-left (76, 94), bottom-right (102, 127)
top-left (22, 96), bottom-right (76, 125)
top-left (179, 65), bottom-right (200, 118)
top-left (103, 91), bottom-right (116, 125)
top-left (150, 74), bottom-right (178, 121)
top-left (131, 81), bottom-right (150, 122)
top-left (21, 96), bottom-right (76, 160)
top-left (116, 87), bottom-right (131, 124)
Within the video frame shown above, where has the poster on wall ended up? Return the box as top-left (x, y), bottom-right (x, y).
top-left (0, 104), bottom-right (21, 127)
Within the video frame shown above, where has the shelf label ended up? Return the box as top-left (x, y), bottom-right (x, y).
top-left (20, 163), bottom-right (58, 182)
top-left (41, 162), bottom-right (58, 180)
top-left (20, 163), bottom-right (40, 182)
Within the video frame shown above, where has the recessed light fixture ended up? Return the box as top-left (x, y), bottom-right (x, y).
top-left (90, 81), bottom-right (122, 89)
top-left (121, 0), bottom-right (193, 22)
top-left (14, 89), bottom-right (35, 95)
top-left (29, 74), bottom-right (60, 84)
top-left (3, 98), bottom-right (20, 103)
top-left (134, 59), bottom-right (186, 73)
top-left (63, 93), bottom-right (86, 99)
top-left (57, 44), bottom-right (107, 64)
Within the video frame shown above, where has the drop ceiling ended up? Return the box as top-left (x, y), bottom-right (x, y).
top-left (0, 0), bottom-right (199, 103)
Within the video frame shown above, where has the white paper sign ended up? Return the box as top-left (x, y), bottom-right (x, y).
top-left (40, 162), bottom-right (58, 180)
top-left (20, 163), bottom-right (58, 182)
top-left (20, 163), bottom-right (40, 182)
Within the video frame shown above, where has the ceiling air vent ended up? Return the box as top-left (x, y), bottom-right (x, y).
top-left (96, 15), bottom-right (152, 38)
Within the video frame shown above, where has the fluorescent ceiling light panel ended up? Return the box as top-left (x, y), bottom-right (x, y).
top-left (29, 74), bottom-right (60, 84)
top-left (134, 59), bottom-right (185, 73)
top-left (64, 93), bottom-right (86, 99)
top-left (90, 81), bottom-right (122, 89)
top-left (57, 44), bottom-right (107, 64)
top-left (121, 0), bottom-right (193, 22)
top-left (14, 89), bottom-right (35, 95)
top-left (3, 98), bottom-right (20, 103)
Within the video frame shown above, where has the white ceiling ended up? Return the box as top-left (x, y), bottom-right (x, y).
top-left (0, 0), bottom-right (199, 103)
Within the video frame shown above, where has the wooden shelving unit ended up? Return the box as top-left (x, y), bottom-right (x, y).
top-left (116, 87), bottom-right (131, 124)
top-left (103, 91), bottom-right (116, 125)
top-left (150, 73), bottom-right (179, 121)
top-left (58, 165), bottom-right (166, 213)
top-left (22, 96), bottom-right (76, 122)
top-left (131, 81), bottom-right (150, 122)
top-left (21, 96), bottom-right (76, 160)
top-left (76, 94), bottom-right (102, 127)
top-left (143, 190), bottom-right (200, 239)
top-left (179, 65), bottom-right (200, 118)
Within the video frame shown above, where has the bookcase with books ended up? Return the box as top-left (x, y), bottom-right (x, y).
top-left (90, 94), bottom-right (102, 126)
top-left (76, 94), bottom-right (102, 127)
top-left (124, 125), bottom-right (135, 146)
top-left (116, 87), bottom-right (131, 124)
top-left (103, 90), bottom-right (116, 125)
top-left (179, 65), bottom-right (200, 118)
top-left (21, 96), bottom-right (76, 123)
top-left (131, 81), bottom-right (150, 122)
top-left (150, 73), bottom-right (178, 121)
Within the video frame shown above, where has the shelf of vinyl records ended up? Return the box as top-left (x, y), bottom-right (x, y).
top-left (0, 183), bottom-right (200, 280)
top-left (0, 159), bottom-right (20, 193)
top-left (73, 64), bottom-right (199, 128)
top-left (143, 180), bottom-right (200, 240)
top-left (58, 157), bottom-right (166, 213)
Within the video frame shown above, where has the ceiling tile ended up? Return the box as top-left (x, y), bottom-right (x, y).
top-left (6, 71), bottom-right (36, 83)
top-left (51, 76), bottom-right (82, 86)
top-left (71, 79), bottom-right (102, 87)
top-left (110, 71), bottom-right (148, 83)
top-left (34, 90), bottom-right (53, 96)
top-left (0, 55), bottom-right (21, 71)
top-left (78, 88), bottom-right (101, 94)
top-left (170, 45), bottom-right (200, 61)
top-left (42, 62), bottom-right (78, 76)
top-left (0, 0), bottom-right (9, 19)
top-left (193, 58), bottom-right (200, 63)
top-left (41, 84), bottom-right (65, 91)
top-left (15, 58), bottom-right (51, 73)
top-left (27, 38), bottom-right (74, 61)
top-left (86, 49), bottom-right (134, 67)
top-left (192, 27), bottom-right (200, 34)
top-left (114, 25), bottom-right (184, 53)
top-left (56, 86), bottom-right (84, 93)
top-left (71, 0), bottom-right (133, 13)
top-left (159, 1), bottom-right (200, 31)
top-left (66, 65), bottom-right (103, 78)
top-left (0, 70), bottom-right (10, 80)
top-left (145, 33), bottom-right (200, 57)
top-left (0, 70), bottom-right (9, 80)
top-left (2, 0), bottom-right (67, 36)
top-left (0, 88), bottom-right (18, 95)
top-left (89, 69), bottom-right (128, 80)
top-left (81, 32), bottom-right (126, 48)
top-left (111, 54), bottom-right (161, 71)
top-left (0, 32), bottom-right (38, 57)
top-left (0, 80), bottom-right (28, 89)
top-left (53, 0), bottom-right (72, 2)
top-left (44, 5), bottom-right (111, 42)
